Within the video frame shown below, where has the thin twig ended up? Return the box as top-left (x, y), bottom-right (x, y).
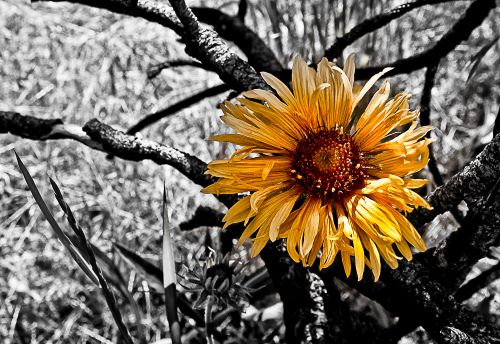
top-left (127, 84), bottom-right (230, 134)
top-left (147, 59), bottom-right (208, 79)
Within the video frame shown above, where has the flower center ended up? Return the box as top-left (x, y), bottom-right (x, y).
top-left (206, 263), bottom-right (233, 292)
top-left (290, 126), bottom-right (366, 201)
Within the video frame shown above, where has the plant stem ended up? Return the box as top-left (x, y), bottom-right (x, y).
top-left (205, 295), bottom-right (215, 344)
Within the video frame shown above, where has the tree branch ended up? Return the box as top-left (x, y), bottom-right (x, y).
top-left (408, 133), bottom-right (500, 229)
top-left (353, 0), bottom-right (496, 80)
top-left (260, 244), bottom-right (331, 344)
top-left (147, 59), bottom-right (208, 79)
top-left (420, 63), bottom-right (445, 186)
top-left (179, 206), bottom-right (223, 231)
top-left (455, 261), bottom-right (500, 302)
top-left (191, 7), bottom-right (283, 74)
top-left (324, 0), bottom-right (467, 60)
top-left (237, 0), bottom-right (247, 22)
top-left (0, 111), bottom-right (213, 187)
top-left (320, 256), bottom-right (500, 344)
top-left (167, 0), bottom-right (270, 91)
top-left (126, 84), bottom-right (230, 135)
top-left (431, 177), bottom-right (500, 289)
top-left (32, 0), bottom-right (184, 34)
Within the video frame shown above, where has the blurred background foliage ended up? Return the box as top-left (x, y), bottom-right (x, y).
top-left (0, 0), bottom-right (499, 343)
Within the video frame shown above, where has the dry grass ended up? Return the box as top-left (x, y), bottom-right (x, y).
top-left (1, 0), bottom-right (500, 342)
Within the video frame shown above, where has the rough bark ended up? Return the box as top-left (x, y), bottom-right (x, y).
top-left (408, 134), bottom-right (500, 229)
top-left (431, 184), bottom-right (500, 289)
top-left (260, 244), bottom-right (330, 344)
top-left (0, 112), bottom-right (213, 187)
top-left (192, 7), bottom-right (283, 73)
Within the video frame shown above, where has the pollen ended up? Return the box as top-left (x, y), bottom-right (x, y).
top-left (290, 127), bottom-right (366, 200)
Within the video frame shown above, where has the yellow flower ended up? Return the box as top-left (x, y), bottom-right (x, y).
top-left (202, 55), bottom-right (432, 281)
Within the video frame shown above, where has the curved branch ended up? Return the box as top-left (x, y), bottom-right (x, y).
top-left (126, 84), bottom-right (230, 134)
top-left (353, 0), bottom-right (496, 80)
top-left (324, 0), bottom-right (466, 60)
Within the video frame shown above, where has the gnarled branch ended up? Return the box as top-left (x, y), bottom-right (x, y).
top-left (0, 111), bottom-right (213, 187)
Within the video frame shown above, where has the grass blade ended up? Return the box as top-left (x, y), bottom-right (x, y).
top-left (114, 242), bottom-right (205, 326)
top-left (163, 185), bottom-right (181, 344)
top-left (48, 176), bottom-right (136, 344)
top-left (14, 152), bottom-right (99, 285)
top-left (114, 242), bottom-right (164, 291)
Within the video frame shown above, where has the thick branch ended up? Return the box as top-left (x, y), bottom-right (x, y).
top-left (168, 0), bottom-right (270, 91)
top-left (320, 257), bottom-right (500, 344)
top-left (126, 84), bottom-right (230, 134)
top-left (260, 244), bottom-right (331, 344)
top-left (0, 112), bottom-right (213, 187)
top-left (324, 0), bottom-right (466, 60)
top-left (431, 179), bottom-right (500, 289)
top-left (354, 0), bottom-right (496, 80)
top-left (408, 133), bottom-right (500, 229)
top-left (192, 7), bottom-right (283, 73)
top-left (33, 0), bottom-right (184, 34)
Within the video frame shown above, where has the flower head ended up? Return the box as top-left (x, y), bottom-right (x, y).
top-left (203, 55), bottom-right (432, 281)
top-left (181, 249), bottom-right (251, 309)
